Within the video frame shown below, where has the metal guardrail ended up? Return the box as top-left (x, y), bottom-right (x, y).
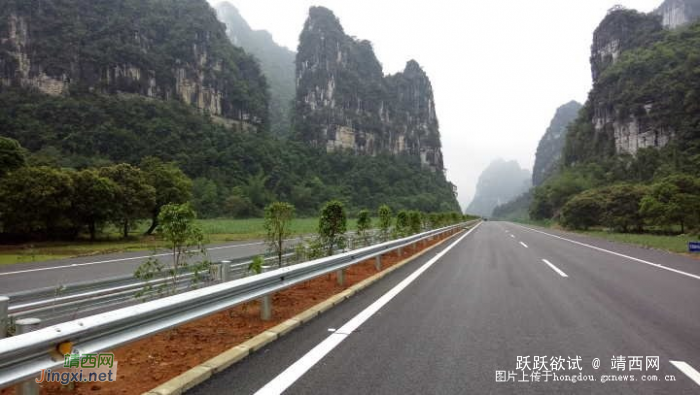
top-left (4, 230), bottom-right (380, 325)
top-left (0, 222), bottom-right (473, 388)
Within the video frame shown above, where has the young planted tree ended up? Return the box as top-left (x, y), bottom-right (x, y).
top-left (409, 211), bottom-right (422, 235)
top-left (356, 209), bottom-right (372, 246)
top-left (264, 202), bottom-right (295, 267)
top-left (318, 200), bottom-right (347, 256)
top-left (134, 203), bottom-right (209, 299)
top-left (377, 205), bottom-right (392, 242)
top-left (395, 210), bottom-right (410, 238)
top-left (141, 157), bottom-right (193, 235)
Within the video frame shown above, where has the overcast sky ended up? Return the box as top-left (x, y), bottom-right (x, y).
top-left (209, 0), bottom-right (661, 209)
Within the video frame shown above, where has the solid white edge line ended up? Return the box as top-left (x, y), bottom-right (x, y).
top-left (541, 259), bottom-right (568, 278)
top-left (254, 223), bottom-right (482, 395)
top-left (517, 225), bottom-right (700, 281)
top-left (670, 361), bottom-right (700, 387)
top-left (519, 242), bottom-right (528, 248)
top-left (0, 240), bottom-right (271, 277)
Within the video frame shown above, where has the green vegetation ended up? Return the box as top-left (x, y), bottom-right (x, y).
top-left (134, 203), bottom-right (210, 299)
top-left (264, 202), bottom-right (295, 266)
top-left (577, 230), bottom-right (698, 255)
top-left (318, 200), bottom-right (348, 256)
top-left (356, 209), bottom-right (372, 245)
top-left (0, 0), bottom-right (268, 126)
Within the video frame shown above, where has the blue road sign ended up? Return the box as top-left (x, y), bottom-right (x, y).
top-left (690, 242), bottom-right (700, 253)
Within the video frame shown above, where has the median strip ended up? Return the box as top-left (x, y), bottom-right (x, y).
top-left (18, 227), bottom-right (465, 395)
top-left (253, 223), bottom-right (480, 395)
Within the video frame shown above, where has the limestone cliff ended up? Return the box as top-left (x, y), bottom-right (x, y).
top-left (532, 101), bottom-right (582, 186)
top-left (654, 0), bottom-right (700, 28)
top-left (0, 0), bottom-right (268, 129)
top-left (216, 2), bottom-right (295, 135)
top-left (466, 159), bottom-right (531, 218)
top-left (294, 7), bottom-right (443, 171)
top-left (565, 4), bottom-right (700, 164)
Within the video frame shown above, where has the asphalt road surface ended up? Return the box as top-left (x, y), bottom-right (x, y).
top-left (189, 221), bottom-right (700, 394)
top-left (0, 238), bottom-right (299, 294)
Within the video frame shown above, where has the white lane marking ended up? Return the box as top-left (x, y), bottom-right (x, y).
top-left (0, 241), bottom-right (270, 277)
top-left (518, 225), bottom-right (700, 281)
top-left (519, 242), bottom-right (528, 249)
top-left (670, 361), bottom-right (700, 387)
top-left (541, 259), bottom-right (568, 278)
top-left (254, 223), bottom-right (482, 395)
top-left (510, 234), bottom-right (516, 239)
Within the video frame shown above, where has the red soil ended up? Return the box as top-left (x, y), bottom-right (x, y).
top-left (1, 230), bottom-right (459, 395)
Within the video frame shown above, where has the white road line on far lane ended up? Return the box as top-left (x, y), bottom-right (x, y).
top-left (541, 259), bottom-right (568, 278)
top-left (0, 240), bottom-right (269, 277)
top-left (518, 225), bottom-right (700, 281)
top-left (670, 361), bottom-right (700, 387)
top-left (519, 242), bottom-right (528, 249)
top-left (510, 234), bottom-right (515, 238)
top-left (253, 223), bottom-right (482, 395)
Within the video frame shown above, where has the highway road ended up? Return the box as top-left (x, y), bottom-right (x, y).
top-left (189, 221), bottom-right (700, 394)
top-left (0, 238), bottom-right (295, 294)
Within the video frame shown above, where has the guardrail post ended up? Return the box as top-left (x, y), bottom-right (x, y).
top-left (260, 295), bottom-right (272, 321)
top-left (337, 269), bottom-right (345, 286)
top-left (220, 261), bottom-right (231, 282)
top-left (375, 256), bottom-right (381, 271)
top-left (0, 296), bottom-right (8, 339)
top-left (16, 318), bottom-right (41, 395)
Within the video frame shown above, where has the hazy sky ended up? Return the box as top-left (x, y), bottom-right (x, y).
top-left (209, 0), bottom-right (661, 209)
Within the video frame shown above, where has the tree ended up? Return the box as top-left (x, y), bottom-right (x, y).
top-left (640, 175), bottom-right (700, 233)
top-left (409, 211), bottom-right (422, 235)
top-left (560, 191), bottom-right (604, 230)
top-left (99, 164), bottom-right (156, 238)
top-left (264, 202), bottom-right (295, 266)
top-left (0, 137), bottom-right (26, 177)
top-left (377, 205), bottom-right (392, 241)
top-left (356, 209), bottom-right (372, 246)
top-left (0, 166), bottom-right (74, 235)
top-left (318, 200), bottom-right (347, 256)
top-left (140, 157), bottom-right (192, 235)
top-left (395, 210), bottom-right (409, 238)
top-left (134, 203), bottom-right (209, 298)
top-left (71, 169), bottom-right (118, 240)
top-left (601, 184), bottom-right (647, 232)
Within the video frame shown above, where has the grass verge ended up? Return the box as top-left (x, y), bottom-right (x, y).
top-left (0, 217), bottom-right (366, 265)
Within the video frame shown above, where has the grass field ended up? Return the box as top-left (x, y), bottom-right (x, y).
top-left (0, 217), bottom-right (364, 265)
top-left (578, 230), bottom-right (699, 255)
top-left (509, 218), bottom-right (699, 256)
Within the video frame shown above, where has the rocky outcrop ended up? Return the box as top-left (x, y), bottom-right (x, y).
top-left (654, 0), bottom-right (700, 28)
top-left (216, 2), bottom-right (295, 135)
top-left (294, 7), bottom-right (443, 171)
top-left (0, 0), bottom-right (268, 128)
top-left (586, 5), bottom-right (695, 156)
top-left (466, 159), bottom-right (531, 217)
top-left (533, 101), bottom-right (582, 186)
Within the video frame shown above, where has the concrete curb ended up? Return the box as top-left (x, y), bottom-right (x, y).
top-left (143, 228), bottom-right (465, 395)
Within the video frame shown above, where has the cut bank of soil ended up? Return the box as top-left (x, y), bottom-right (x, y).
top-left (1, 230), bottom-right (460, 395)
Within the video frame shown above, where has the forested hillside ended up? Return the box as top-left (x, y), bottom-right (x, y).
top-left (0, 2), bottom-right (460, 240)
top-left (530, 6), bottom-right (700, 233)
